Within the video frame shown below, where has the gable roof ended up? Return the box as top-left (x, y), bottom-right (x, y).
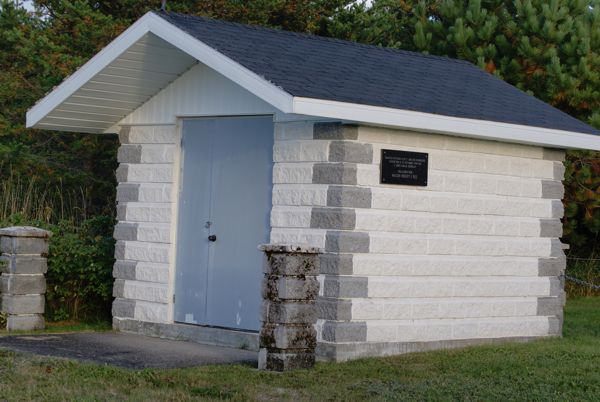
top-left (26, 11), bottom-right (600, 150)
top-left (157, 11), bottom-right (597, 136)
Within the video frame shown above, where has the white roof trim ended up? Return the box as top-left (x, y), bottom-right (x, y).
top-left (292, 97), bottom-right (600, 150)
top-left (27, 12), bottom-right (599, 150)
top-left (26, 12), bottom-right (293, 129)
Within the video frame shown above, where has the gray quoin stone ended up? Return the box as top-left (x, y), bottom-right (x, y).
top-left (318, 253), bottom-right (354, 275)
top-left (312, 163), bottom-right (357, 185)
top-left (310, 208), bottom-right (356, 230)
top-left (112, 298), bottom-right (136, 319)
top-left (328, 141), bottom-right (373, 164)
top-left (323, 276), bottom-right (368, 298)
top-left (318, 298), bottom-right (352, 321)
top-left (325, 231), bottom-right (370, 253)
top-left (321, 321), bottom-right (367, 342)
top-left (327, 186), bottom-right (371, 208)
top-left (116, 183), bottom-right (141, 202)
top-left (117, 144), bottom-right (143, 163)
top-left (313, 122), bottom-right (358, 140)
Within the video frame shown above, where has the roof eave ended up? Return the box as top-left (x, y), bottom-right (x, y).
top-left (27, 12), bottom-right (598, 150)
top-left (26, 13), bottom-right (154, 131)
top-left (292, 97), bottom-right (600, 151)
top-left (26, 11), bottom-right (294, 133)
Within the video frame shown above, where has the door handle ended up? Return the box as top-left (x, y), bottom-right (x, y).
top-left (208, 234), bottom-right (217, 242)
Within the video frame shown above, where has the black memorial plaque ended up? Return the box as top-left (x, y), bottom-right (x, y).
top-left (380, 149), bottom-right (428, 186)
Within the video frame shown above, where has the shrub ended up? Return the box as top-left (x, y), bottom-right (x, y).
top-left (44, 216), bottom-right (115, 322)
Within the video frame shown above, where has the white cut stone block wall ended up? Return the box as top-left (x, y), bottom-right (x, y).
top-left (112, 125), bottom-right (177, 325)
top-left (270, 121), bottom-right (566, 361)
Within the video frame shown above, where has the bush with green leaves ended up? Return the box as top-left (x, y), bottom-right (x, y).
top-left (44, 216), bottom-right (115, 322)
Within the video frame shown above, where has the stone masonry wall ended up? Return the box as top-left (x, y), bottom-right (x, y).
top-left (270, 121), bottom-right (566, 362)
top-left (112, 125), bottom-right (177, 326)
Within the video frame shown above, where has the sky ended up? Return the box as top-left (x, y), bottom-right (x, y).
top-left (22, 0), bottom-right (34, 12)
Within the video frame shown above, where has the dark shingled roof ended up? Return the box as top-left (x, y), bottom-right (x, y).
top-left (155, 11), bottom-right (599, 136)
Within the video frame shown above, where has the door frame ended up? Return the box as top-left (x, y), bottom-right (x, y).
top-left (169, 114), bottom-right (275, 328)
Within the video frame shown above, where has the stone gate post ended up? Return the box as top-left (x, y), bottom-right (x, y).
top-left (258, 244), bottom-right (322, 371)
top-left (0, 227), bottom-right (51, 331)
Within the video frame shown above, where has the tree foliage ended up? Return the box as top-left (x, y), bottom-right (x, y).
top-left (330, 0), bottom-right (600, 253)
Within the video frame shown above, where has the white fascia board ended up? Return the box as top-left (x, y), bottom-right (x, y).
top-left (26, 14), bottom-right (154, 128)
top-left (27, 12), bottom-right (293, 130)
top-left (292, 97), bottom-right (600, 150)
top-left (144, 13), bottom-right (293, 113)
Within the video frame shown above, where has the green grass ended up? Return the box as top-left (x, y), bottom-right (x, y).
top-left (1, 299), bottom-right (599, 401)
top-left (0, 321), bottom-right (112, 336)
top-left (0, 320), bottom-right (111, 337)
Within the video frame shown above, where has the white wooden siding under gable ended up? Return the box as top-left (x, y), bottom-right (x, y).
top-left (118, 63), bottom-right (278, 126)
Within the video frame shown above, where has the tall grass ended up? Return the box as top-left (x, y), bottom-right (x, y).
top-left (565, 253), bottom-right (600, 298)
top-left (0, 170), bottom-right (89, 225)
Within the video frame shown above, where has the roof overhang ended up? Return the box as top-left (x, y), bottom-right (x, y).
top-left (27, 11), bottom-right (600, 150)
top-left (26, 12), bottom-right (294, 133)
top-left (293, 97), bottom-right (600, 150)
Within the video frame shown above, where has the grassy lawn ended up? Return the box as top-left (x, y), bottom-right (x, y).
top-left (0, 299), bottom-right (599, 401)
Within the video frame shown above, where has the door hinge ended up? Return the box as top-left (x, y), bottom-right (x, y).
top-left (172, 294), bottom-right (176, 304)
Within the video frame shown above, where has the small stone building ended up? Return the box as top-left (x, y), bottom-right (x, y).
top-left (27, 11), bottom-right (600, 361)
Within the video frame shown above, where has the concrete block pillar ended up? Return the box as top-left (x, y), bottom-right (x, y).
top-left (0, 226), bottom-right (51, 331)
top-left (258, 244), bottom-right (322, 371)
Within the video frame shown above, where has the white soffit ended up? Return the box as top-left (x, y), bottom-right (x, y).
top-left (32, 34), bottom-right (196, 133)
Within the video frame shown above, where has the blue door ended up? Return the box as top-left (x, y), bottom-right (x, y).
top-left (174, 116), bottom-right (273, 331)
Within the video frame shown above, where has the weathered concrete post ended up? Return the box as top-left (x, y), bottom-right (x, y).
top-left (0, 227), bottom-right (51, 331)
top-left (258, 244), bottom-right (322, 371)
